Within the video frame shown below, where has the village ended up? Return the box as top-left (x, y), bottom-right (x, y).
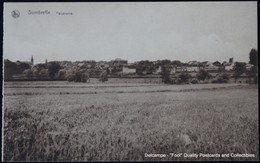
top-left (4, 54), bottom-right (257, 84)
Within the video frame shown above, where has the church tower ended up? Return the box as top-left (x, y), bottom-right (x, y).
top-left (31, 56), bottom-right (34, 65)
top-left (229, 57), bottom-right (233, 63)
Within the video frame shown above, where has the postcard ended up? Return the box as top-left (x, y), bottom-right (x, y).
top-left (2, 2), bottom-right (258, 161)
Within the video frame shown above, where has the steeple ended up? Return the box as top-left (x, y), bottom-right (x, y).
top-left (229, 57), bottom-right (233, 63)
top-left (31, 56), bottom-right (34, 65)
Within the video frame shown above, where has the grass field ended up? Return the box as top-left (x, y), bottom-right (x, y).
top-left (3, 82), bottom-right (259, 161)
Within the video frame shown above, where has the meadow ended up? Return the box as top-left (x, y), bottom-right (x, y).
top-left (3, 81), bottom-right (259, 161)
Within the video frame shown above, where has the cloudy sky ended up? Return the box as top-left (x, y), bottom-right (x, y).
top-left (3, 2), bottom-right (257, 64)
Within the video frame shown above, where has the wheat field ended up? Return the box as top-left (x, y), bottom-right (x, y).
top-left (3, 82), bottom-right (259, 161)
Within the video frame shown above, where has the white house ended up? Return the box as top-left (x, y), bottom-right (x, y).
top-left (156, 65), bottom-right (176, 74)
top-left (224, 63), bottom-right (234, 71)
top-left (176, 66), bottom-right (187, 72)
top-left (170, 67), bottom-right (176, 74)
top-left (123, 65), bottom-right (136, 74)
top-left (155, 66), bottom-right (162, 74)
top-left (224, 57), bottom-right (234, 71)
top-left (186, 66), bottom-right (200, 72)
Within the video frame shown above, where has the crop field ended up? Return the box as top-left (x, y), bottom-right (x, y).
top-left (3, 81), bottom-right (259, 161)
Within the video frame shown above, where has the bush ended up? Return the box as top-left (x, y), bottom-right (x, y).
top-left (223, 79), bottom-right (228, 83)
top-left (211, 76), bottom-right (229, 84)
top-left (67, 75), bottom-right (76, 82)
top-left (177, 73), bottom-right (191, 84)
top-left (99, 72), bottom-right (108, 82)
top-left (175, 78), bottom-right (182, 84)
top-left (211, 79), bottom-right (218, 83)
top-left (67, 72), bottom-right (89, 83)
top-left (170, 79), bottom-right (176, 84)
top-left (211, 73), bottom-right (230, 84)
top-left (161, 66), bottom-right (171, 84)
top-left (191, 79), bottom-right (198, 84)
top-left (196, 70), bottom-right (211, 82)
top-left (48, 62), bottom-right (61, 79)
top-left (221, 73), bottom-right (230, 81)
top-left (217, 78), bottom-right (223, 83)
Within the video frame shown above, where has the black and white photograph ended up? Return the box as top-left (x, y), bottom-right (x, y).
top-left (2, 1), bottom-right (258, 161)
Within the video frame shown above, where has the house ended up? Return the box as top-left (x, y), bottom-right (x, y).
top-left (170, 66), bottom-right (176, 74)
top-left (165, 65), bottom-right (176, 74)
top-left (176, 66), bottom-right (187, 72)
top-left (186, 66), bottom-right (200, 72)
top-left (186, 61), bottom-right (200, 72)
top-left (155, 66), bottom-right (162, 74)
top-left (224, 57), bottom-right (234, 71)
top-left (201, 61), bottom-right (211, 66)
top-left (123, 65), bottom-right (136, 74)
top-left (204, 64), bottom-right (219, 71)
top-left (224, 62), bottom-right (234, 71)
top-left (156, 65), bottom-right (176, 74)
top-left (187, 61), bottom-right (199, 65)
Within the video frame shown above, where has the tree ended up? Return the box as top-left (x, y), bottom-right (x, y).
top-left (220, 73), bottom-right (230, 82)
top-left (48, 62), bottom-right (61, 79)
top-left (172, 60), bottom-right (182, 66)
top-left (213, 61), bottom-right (221, 67)
top-left (58, 69), bottom-right (66, 79)
top-left (196, 70), bottom-right (211, 83)
top-left (81, 72), bottom-right (90, 83)
top-left (99, 71), bottom-right (108, 82)
top-left (249, 49), bottom-right (258, 83)
top-left (70, 70), bottom-right (90, 83)
top-left (4, 60), bottom-right (17, 79)
top-left (161, 66), bottom-right (171, 84)
top-left (249, 49), bottom-right (258, 66)
top-left (177, 73), bottom-right (191, 84)
top-left (24, 69), bottom-right (33, 80)
top-left (16, 62), bottom-right (31, 74)
top-left (233, 62), bottom-right (246, 83)
top-left (106, 68), bottom-right (110, 74)
top-left (245, 66), bottom-right (255, 83)
top-left (213, 73), bottom-right (230, 83)
top-left (136, 60), bottom-right (154, 75)
top-left (39, 69), bottom-right (48, 79)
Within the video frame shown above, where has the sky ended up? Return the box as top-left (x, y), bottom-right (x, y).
top-left (3, 2), bottom-right (257, 64)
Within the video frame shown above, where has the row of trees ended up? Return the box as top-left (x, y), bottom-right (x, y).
top-left (162, 69), bottom-right (232, 84)
top-left (67, 71), bottom-right (108, 83)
